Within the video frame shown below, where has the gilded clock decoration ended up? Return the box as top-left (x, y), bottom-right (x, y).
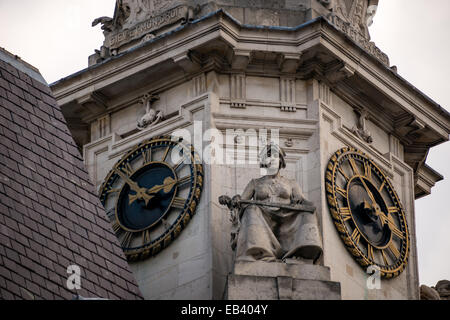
top-left (99, 136), bottom-right (203, 261)
top-left (325, 147), bottom-right (410, 278)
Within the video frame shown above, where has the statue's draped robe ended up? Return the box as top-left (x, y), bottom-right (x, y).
top-left (236, 176), bottom-right (323, 262)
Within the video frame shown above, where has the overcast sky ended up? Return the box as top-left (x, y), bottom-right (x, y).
top-left (0, 0), bottom-right (449, 288)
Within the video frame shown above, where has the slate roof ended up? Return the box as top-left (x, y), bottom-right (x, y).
top-left (0, 48), bottom-right (142, 300)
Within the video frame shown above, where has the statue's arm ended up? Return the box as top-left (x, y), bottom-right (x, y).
top-left (231, 179), bottom-right (255, 207)
top-left (219, 179), bottom-right (255, 209)
top-left (291, 181), bottom-right (304, 203)
top-left (292, 181), bottom-right (315, 208)
top-left (240, 179), bottom-right (255, 200)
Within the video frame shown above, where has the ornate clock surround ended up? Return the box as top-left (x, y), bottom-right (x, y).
top-left (99, 135), bottom-right (204, 262)
top-left (325, 146), bottom-right (410, 279)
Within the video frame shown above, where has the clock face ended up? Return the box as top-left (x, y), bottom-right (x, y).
top-left (99, 136), bottom-right (203, 261)
top-left (325, 147), bottom-right (410, 278)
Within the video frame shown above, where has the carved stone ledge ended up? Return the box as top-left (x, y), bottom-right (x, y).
top-left (325, 63), bottom-right (355, 84)
top-left (415, 164), bottom-right (444, 200)
top-left (232, 49), bottom-right (252, 71)
top-left (76, 92), bottom-right (108, 118)
top-left (394, 115), bottom-right (428, 142)
top-left (172, 51), bottom-right (201, 74)
top-left (278, 53), bottom-right (302, 73)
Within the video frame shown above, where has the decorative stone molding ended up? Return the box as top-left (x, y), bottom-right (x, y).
top-left (389, 135), bottom-right (403, 159)
top-left (76, 92), bottom-right (108, 118)
top-left (190, 74), bottom-right (206, 97)
top-left (285, 138), bottom-right (294, 148)
top-left (172, 51), bottom-right (201, 74)
top-left (232, 49), bottom-right (252, 71)
top-left (325, 63), bottom-right (356, 84)
top-left (278, 53), bottom-right (302, 73)
top-left (105, 5), bottom-right (195, 50)
top-left (415, 164), bottom-right (444, 200)
top-left (96, 114), bottom-right (111, 140)
top-left (326, 12), bottom-right (389, 66)
top-left (319, 82), bottom-right (331, 105)
top-left (230, 73), bottom-right (246, 109)
top-left (280, 78), bottom-right (296, 112)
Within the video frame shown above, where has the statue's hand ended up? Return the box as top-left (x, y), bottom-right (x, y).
top-left (219, 195), bottom-right (232, 207)
top-left (291, 196), bottom-right (303, 205)
top-left (231, 195), bottom-right (242, 208)
top-left (301, 199), bottom-right (315, 207)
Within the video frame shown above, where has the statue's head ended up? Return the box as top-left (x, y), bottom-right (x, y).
top-left (259, 143), bottom-right (286, 175)
top-left (366, 4), bottom-right (378, 27)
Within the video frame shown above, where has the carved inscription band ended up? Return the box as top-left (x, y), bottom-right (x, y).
top-left (108, 5), bottom-right (191, 49)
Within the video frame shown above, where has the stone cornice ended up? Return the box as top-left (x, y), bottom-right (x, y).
top-left (51, 10), bottom-right (449, 141)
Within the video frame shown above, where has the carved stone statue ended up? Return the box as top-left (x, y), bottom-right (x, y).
top-left (137, 93), bottom-right (163, 130)
top-left (322, 0), bottom-right (379, 39)
top-left (435, 280), bottom-right (450, 300)
top-left (420, 285), bottom-right (441, 300)
top-left (219, 144), bottom-right (323, 264)
top-left (92, 0), bottom-right (130, 34)
top-left (352, 109), bottom-right (373, 144)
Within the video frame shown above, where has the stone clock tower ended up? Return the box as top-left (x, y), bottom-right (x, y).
top-left (51, 0), bottom-right (450, 300)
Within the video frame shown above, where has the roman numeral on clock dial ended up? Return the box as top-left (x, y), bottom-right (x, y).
top-left (381, 249), bottom-right (390, 265)
top-left (142, 230), bottom-right (150, 245)
top-left (387, 242), bottom-right (400, 260)
top-left (172, 197), bottom-right (187, 209)
top-left (143, 148), bottom-right (152, 164)
top-left (177, 175), bottom-right (192, 187)
top-left (349, 158), bottom-right (360, 175)
top-left (336, 187), bottom-right (347, 198)
top-left (340, 207), bottom-right (352, 221)
top-left (364, 162), bottom-right (372, 179)
top-left (121, 232), bottom-right (134, 248)
top-left (121, 163), bottom-right (134, 176)
top-left (351, 228), bottom-right (361, 246)
top-left (162, 147), bottom-right (170, 162)
top-left (367, 244), bottom-right (375, 261)
top-left (338, 167), bottom-right (350, 182)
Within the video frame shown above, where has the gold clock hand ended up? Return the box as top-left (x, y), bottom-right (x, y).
top-left (357, 176), bottom-right (377, 205)
top-left (114, 168), bottom-right (150, 205)
top-left (146, 177), bottom-right (177, 195)
top-left (114, 168), bottom-right (141, 193)
top-left (129, 192), bottom-right (154, 206)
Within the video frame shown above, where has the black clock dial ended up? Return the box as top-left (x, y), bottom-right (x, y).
top-left (116, 162), bottom-right (179, 232)
top-left (99, 136), bottom-right (203, 261)
top-left (347, 176), bottom-right (392, 248)
top-left (326, 147), bottom-right (410, 279)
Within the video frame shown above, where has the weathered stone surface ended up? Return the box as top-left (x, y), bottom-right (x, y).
top-left (51, 0), bottom-right (450, 301)
top-left (227, 274), bottom-right (341, 300)
top-left (234, 260), bottom-right (331, 281)
top-left (228, 260), bottom-right (340, 300)
top-left (91, 0), bottom-right (387, 65)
